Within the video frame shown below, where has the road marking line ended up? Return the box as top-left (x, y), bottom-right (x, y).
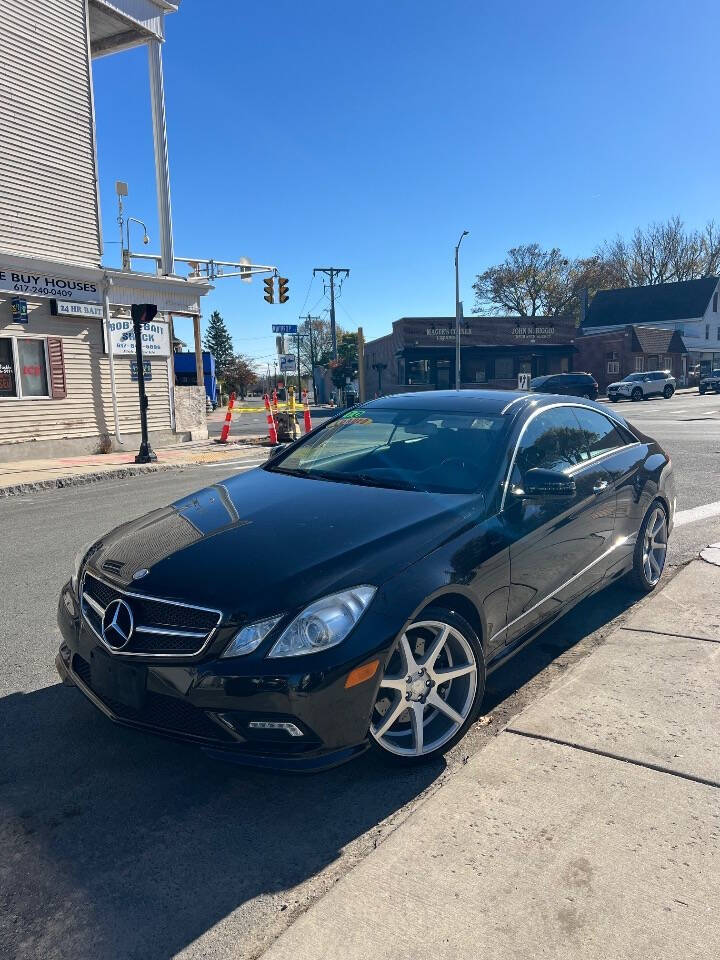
top-left (675, 501), bottom-right (720, 527)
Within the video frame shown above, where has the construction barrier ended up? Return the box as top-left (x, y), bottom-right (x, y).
top-left (264, 394), bottom-right (278, 445)
top-left (302, 390), bottom-right (312, 433)
top-left (219, 392), bottom-right (236, 443)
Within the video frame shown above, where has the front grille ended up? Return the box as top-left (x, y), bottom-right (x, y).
top-left (72, 655), bottom-right (233, 743)
top-left (81, 572), bottom-right (221, 657)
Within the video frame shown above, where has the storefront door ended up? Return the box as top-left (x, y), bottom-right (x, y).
top-left (436, 360), bottom-right (451, 389)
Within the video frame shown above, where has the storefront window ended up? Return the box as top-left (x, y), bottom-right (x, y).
top-left (407, 360), bottom-right (429, 384)
top-left (0, 338), bottom-right (17, 397)
top-left (494, 357), bottom-right (514, 380)
top-left (17, 339), bottom-right (49, 397)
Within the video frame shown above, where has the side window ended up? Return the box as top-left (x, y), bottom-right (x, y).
top-left (514, 407), bottom-right (590, 477)
top-left (572, 407), bottom-right (626, 460)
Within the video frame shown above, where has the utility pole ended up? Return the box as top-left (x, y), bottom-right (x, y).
top-left (299, 314), bottom-right (320, 402)
top-left (357, 326), bottom-right (366, 402)
top-left (454, 231), bottom-right (469, 390)
top-left (313, 267), bottom-right (349, 359)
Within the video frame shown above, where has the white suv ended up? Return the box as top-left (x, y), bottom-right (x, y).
top-left (607, 370), bottom-right (676, 402)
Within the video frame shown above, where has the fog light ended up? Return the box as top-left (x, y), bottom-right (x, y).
top-left (248, 720), bottom-right (304, 737)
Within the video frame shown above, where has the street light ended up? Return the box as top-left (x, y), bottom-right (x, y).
top-left (454, 230), bottom-right (469, 391)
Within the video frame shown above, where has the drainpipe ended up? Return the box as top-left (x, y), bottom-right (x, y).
top-left (103, 274), bottom-right (122, 443)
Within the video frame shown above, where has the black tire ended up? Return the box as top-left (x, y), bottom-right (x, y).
top-left (609, 397), bottom-right (619, 402)
top-left (627, 500), bottom-right (668, 593)
top-left (631, 387), bottom-right (643, 401)
top-left (369, 606), bottom-right (486, 764)
top-left (663, 384), bottom-right (674, 399)
top-left (699, 385), bottom-right (706, 395)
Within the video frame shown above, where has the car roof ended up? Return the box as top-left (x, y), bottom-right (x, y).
top-left (363, 389), bottom-right (604, 419)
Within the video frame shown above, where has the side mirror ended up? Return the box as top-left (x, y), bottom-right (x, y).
top-left (521, 467), bottom-right (576, 499)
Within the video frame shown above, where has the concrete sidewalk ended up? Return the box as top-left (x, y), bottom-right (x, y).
top-left (262, 560), bottom-right (720, 960)
top-left (0, 437), bottom-right (269, 497)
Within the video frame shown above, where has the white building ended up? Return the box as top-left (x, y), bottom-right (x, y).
top-left (0, 0), bottom-right (211, 458)
top-left (582, 276), bottom-right (720, 378)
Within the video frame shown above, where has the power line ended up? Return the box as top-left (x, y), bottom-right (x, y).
top-left (313, 267), bottom-right (350, 359)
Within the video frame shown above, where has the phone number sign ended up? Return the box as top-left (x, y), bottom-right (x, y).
top-left (0, 265), bottom-right (101, 302)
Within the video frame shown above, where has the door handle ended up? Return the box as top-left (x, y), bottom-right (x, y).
top-left (593, 479), bottom-right (609, 494)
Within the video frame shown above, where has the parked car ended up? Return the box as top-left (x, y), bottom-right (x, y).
top-left (529, 372), bottom-right (598, 400)
top-left (698, 369), bottom-right (720, 394)
top-left (56, 390), bottom-right (674, 769)
top-left (607, 370), bottom-right (675, 402)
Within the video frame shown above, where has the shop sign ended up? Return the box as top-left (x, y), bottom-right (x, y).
top-left (512, 325), bottom-right (555, 339)
top-left (425, 326), bottom-right (471, 341)
top-left (50, 299), bottom-right (104, 319)
top-left (109, 318), bottom-right (170, 357)
top-left (11, 297), bottom-right (28, 323)
top-left (0, 265), bottom-right (101, 302)
top-left (130, 360), bottom-right (152, 382)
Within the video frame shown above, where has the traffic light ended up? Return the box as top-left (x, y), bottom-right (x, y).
top-left (263, 276), bottom-right (274, 304)
top-left (277, 277), bottom-right (289, 304)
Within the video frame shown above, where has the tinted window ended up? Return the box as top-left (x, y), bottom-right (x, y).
top-left (0, 338), bottom-right (17, 397)
top-left (571, 407), bottom-right (626, 460)
top-left (269, 407), bottom-right (509, 494)
top-left (514, 407), bottom-right (590, 475)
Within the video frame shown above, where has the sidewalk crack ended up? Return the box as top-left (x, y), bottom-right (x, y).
top-left (620, 626), bottom-right (720, 644)
top-left (504, 728), bottom-right (720, 789)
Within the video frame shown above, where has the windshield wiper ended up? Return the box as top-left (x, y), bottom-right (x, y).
top-left (335, 473), bottom-right (421, 491)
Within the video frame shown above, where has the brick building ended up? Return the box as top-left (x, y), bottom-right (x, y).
top-left (575, 326), bottom-right (688, 392)
top-left (363, 316), bottom-right (577, 395)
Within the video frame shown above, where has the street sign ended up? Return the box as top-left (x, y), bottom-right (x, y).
top-left (518, 372), bottom-right (531, 391)
top-left (280, 353), bottom-right (296, 372)
top-left (272, 324), bottom-right (297, 334)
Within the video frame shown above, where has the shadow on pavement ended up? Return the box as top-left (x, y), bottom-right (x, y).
top-left (0, 582), bottom-right (639, 960)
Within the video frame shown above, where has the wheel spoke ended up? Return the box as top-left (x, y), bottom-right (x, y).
top-left (427, 691), bottom-right (464, 727)
top-left (643, 555), bottom-right (653, 581)
top-left (651, 514), bottom-right (665, 538)
top-left (399, 633), bottom-right (418, 674)
top-left (433, 663), bottom-right (476, 683)
top-left (373, 698), bottom-right (407, 739)
top-left (423, 624), bottom-right (450, 671)
top-left (410, 703), bottom-right (424, 755)
top-left (649, 552), bottom-right (661, 577)
top-left (378, 674), bottom-right (407, 693)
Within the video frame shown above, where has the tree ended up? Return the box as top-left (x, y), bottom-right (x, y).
top-left (294, 316), bottom-right (346, 374)
top-left (597, 217), bottom-right (720, 286)
top-left (202, 310), bottom-right (234, 376)
top-left (329, 332), bottom-right (358, 389)
top-left (223, 353), bottom-right (258, 399)
top-left (472, 244), bottom-right (620, 321)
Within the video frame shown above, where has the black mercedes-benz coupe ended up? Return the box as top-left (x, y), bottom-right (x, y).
top-left (56, 390), bottom-right (675, 770)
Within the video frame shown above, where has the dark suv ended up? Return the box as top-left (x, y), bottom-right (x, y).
top-left (529, 372), bottom-right (598, 400)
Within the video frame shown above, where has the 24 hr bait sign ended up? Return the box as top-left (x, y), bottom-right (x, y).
top-left (109, 318), bottom-right (170, 357)
top-left (0, 265), bottom-right (101, 302)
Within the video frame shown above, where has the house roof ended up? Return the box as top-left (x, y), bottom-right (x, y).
top-left (631, 327), bottom-right (687, 355)
top-left (584, 277), bottom-right (718, 328)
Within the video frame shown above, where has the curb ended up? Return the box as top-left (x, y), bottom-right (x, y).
top-left (0, 462), bottom-right (178, 499)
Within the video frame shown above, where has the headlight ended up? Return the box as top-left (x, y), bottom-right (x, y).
top-left (221, 615), bottom-right (283, 658)
top-left (267, 586), bottom-right (376, 658)
top-left (71, 541), bottom-right (97, 594)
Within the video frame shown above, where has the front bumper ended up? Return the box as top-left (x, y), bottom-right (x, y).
top-left (57, 582), bottom-right (390, 771)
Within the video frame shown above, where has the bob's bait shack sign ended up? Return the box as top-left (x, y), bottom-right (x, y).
top-left (108, 318), bottom-right (171, 357)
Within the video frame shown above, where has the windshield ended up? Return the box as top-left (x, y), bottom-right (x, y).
top-left (622, 373), bottom-right (647, 382)
top-left (267, 407), bottom-right (509, 494)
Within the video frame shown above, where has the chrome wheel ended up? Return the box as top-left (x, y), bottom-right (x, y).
top-left (642, 507), bottom-right (667, 585)
top-left (370, 619), bottom-right (478, 757)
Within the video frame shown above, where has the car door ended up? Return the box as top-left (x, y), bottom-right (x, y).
top-left (501, 405), bottom-right (617, 645)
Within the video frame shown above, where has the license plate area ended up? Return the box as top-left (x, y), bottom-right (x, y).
top-left (90, 649), bottom-right (146, 711)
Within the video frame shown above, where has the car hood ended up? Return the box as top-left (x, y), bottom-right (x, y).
top-left (608, 381), bottom-right (632, 390)
top-left (85, 467), bottom-right (486, 621)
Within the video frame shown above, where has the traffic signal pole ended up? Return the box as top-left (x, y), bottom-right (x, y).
top-left (313, 267), bottom-right (349, 360)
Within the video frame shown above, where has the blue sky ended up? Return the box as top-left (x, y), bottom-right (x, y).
top-left (92, 0), bottom-right (720, 366)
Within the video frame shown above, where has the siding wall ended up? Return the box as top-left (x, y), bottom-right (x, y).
top-left (0, 298), bottom-right (171, 445)
top-left (0, 0), bottom-right (101, 265)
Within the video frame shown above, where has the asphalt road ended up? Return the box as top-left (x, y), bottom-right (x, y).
top-left (2, 390), bottom-right (720, 960)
